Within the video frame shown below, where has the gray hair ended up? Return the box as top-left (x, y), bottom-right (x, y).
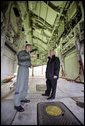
top-left (50, 50), bottom-right (55, 55)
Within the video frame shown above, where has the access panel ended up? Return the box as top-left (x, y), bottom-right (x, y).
top-left (37, 102), bottom-right (82, 125)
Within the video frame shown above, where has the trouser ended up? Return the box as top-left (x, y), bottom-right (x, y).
top-left (45, 78), bottom-right (57, 98)
top-left (14, 66), bottom-right (29, 106)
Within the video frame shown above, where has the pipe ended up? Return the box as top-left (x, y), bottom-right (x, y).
top-left (42, 64), bottom-right (43, 74)
top-left (59, 77), bottom-right (84, 84)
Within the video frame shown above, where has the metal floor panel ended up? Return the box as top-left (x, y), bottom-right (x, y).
top-left (36, 85), bottom-right (46, 91)
top-left (37, 101), bottom-right (82, 125)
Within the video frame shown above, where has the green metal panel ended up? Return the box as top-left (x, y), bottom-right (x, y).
top-left (64, 49), bottom-right (79, 80)
top-left (46, 5), bottom-right (57, 26)
top-left (58, 20), bottom-right (64, 39)
top-left (10, 8), bottom-right (17, 33)
top-left (67, 1), bottom-right (77, 22)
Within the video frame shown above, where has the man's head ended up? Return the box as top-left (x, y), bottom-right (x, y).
top-left (25, 44), bottom-right (32, 52)
top-left (50, 50), bottom-right (55, 57)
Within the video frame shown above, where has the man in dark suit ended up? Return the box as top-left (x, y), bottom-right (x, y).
top-left (42, 50), bottom-right (60, 100)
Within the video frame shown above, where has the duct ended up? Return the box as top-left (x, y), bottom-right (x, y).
top-left (31, 13), bottom-right (53, 31)
top-left (48, 1), bottom-right (67, 43)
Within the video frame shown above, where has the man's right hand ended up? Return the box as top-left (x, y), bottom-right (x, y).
top-left (30, 65), bottom-right (33, 68)
top-left (53, 75), bottom-right (57, 79)
top-left (31, 54), bottom-right (37, 58)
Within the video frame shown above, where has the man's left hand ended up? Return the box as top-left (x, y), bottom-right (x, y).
top-left (53, 76), bottom-right (57, 79)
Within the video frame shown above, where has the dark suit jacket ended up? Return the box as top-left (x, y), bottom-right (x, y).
top-left (46, 55), bottom-right (60, 79)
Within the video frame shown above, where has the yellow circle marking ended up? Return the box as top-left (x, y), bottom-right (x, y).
top-left (46, 106), bottom-right (62, 116)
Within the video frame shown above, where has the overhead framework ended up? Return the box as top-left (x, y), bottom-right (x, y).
top-left (1, 1), bottom-right (84, 67)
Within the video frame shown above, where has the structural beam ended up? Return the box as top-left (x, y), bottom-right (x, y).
top-left (32, 35), bottom-right (47, 44)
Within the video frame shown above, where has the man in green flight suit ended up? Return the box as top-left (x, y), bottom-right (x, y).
top-left (14, 44), bottom-right (35, 112)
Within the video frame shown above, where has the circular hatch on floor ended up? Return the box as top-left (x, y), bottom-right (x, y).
top-left (46, 105), bottom-right (62, 116)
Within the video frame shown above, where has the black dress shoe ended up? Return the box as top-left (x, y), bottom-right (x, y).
top-left (42, 94), bottom-right (49, 96)
top-left (21, 99), bottom-right (30, 103)
top-left (14, 105), bottom-right (24, 112)
top-left (47, 97), bottom-right (55, 100)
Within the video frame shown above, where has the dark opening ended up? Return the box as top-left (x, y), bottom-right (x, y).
top-left (22, 27), bottom-right (24, 31)
top-left (37, 54), bottom-right (39, 58)
top-left (13, 7), bottom-right (20, 17)
top-left (25, 41), bottom-right (28, 43)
